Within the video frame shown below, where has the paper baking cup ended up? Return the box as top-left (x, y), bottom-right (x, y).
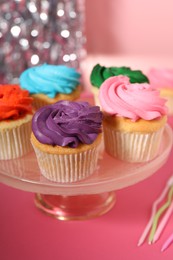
top-left (103, 126), bottom-right (164, 162)
top-left (32, 145), bottom-right (100, 183)
top-left (0, 121), bottom-right (32, 160)
top-left (97, 135), bottom-right (105, 159)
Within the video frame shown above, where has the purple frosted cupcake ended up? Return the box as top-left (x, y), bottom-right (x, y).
top-left (31, 100), bottom-right (102, 183)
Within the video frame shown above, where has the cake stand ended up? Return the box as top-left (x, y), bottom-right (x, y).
top-left (0, 124), bottom-right (172, 220)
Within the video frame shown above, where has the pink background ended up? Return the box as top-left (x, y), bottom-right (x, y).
top-left (85, 0), bottom-right (173, 56)
top-left (1, 1), bottom-right (173, 260)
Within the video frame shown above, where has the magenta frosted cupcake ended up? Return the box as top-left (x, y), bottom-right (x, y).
top-left (31, 100), bottom-right (102, 182)
top-left (148, 68), bottom-right (173, 115)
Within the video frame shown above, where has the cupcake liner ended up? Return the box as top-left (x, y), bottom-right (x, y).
top-left (0, 120), bottom-right (32, 160)
top-left (103, 126), bottom-right (164, 162)
top-left (32, 144), bottom-right (100, 183)
top-left (97, 134), bottom-right (105, 159)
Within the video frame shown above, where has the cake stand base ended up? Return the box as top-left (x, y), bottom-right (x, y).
top-left (34, 192), bottom-right (116, 220)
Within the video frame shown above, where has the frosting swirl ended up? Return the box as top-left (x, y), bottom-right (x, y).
top-left (0, 85), bottom-right (33, 120)
top-left (148, 68), bottom-right (173, 89)
top-left (90, 64), bottom-right (149, 88)
top-left (20, 64), bottom-right (81, 98)
top-left (99, 76), bottom-right (167, 121)
top-left (32, 101), bottom-right (102, 148)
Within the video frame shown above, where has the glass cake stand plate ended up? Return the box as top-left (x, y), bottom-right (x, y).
top-left (0, 124), bottom-right (172, 220)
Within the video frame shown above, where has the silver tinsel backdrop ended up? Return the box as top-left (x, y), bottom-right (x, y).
top-left (0, 0), bottom-right (86, 83)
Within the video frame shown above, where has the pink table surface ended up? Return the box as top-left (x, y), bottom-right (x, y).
top-left (1, 55), bottom-right (173, 260)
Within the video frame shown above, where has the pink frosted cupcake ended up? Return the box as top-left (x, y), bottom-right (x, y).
top-left (99, 76), bottom-right (168, 162)
top-left (148, 68), bottom-right (173, 115)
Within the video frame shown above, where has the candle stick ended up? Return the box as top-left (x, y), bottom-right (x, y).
top-left (148, 185), bottom-right (173, 244)
top-left (161, 232), bottom-right (173, 252)
top-left (137, 176), bottom-right (173, 246)
top-left (153, 200), bottom-right (173, 243)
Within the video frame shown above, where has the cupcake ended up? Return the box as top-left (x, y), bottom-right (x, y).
top-left (0, 85), bottom-right (33, 160)
top-left (90, 64), bottom-right (149, 107)
top-left (99, 76), bottom-right (168, 162)
top-left (148, 68), bottom-right (173, 115)
top-left (31, 100), bottom-right (102, 183)
top-left (20, 63), bottom-right (81, 110)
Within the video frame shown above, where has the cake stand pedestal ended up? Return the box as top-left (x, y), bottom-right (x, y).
top-left (0, 125), bottom-right (172, 220)
top-left (34, 192), bottom-right (116, 220)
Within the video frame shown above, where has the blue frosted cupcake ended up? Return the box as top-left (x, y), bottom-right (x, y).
top-left (20, 63), bottom-right (81, 110)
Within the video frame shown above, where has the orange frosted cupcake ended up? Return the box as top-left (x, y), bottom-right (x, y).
top-left (0, 85), bottom-right (33, 160)
top-left (20, 64), bottom-right (81, 110)
top-left (31, 100), bottom-right (102, 182)
top-left (99, 76), bottom-right (168, 162)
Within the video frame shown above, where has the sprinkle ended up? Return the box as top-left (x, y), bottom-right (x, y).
top-left (161, 232), bottom-right (173, 252)
top-left (148, 185), bottom-right (173, 244)
top-left (153, 199), bottom-right (173, 243)
top-left (137, 176), bottom-right (173, 246)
